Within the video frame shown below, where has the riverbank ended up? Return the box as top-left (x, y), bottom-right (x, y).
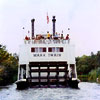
top-left (78, 74), bottom-right (100, 83)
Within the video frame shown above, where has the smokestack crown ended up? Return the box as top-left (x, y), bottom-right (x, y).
top-left (31, 19), bottom-right (35, 22)
top-left (52, 16), bottom-right (56, 21)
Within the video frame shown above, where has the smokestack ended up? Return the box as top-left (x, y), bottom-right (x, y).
top-left (31, 19), bottom-right (35, 38)
top-left (52, 16), bottom-right (56, 36)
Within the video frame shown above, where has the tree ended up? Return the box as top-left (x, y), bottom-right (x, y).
top-left (0, 44), bottom-right (18, 85)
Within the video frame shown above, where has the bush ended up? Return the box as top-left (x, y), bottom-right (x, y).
top-left (88, 69), bottom-right (97, 82)
top-left (78, 75), bottom-right (88, 82)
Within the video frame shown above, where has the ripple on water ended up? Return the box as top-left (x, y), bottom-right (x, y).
top-left (0, 82), bottom-right (100, 100)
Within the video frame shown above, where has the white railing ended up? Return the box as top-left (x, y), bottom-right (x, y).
top-left (24, 39), bottom-right (70, 44)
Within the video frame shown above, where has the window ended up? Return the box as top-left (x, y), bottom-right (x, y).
top-left (48, 47), bottom-right (55, 52)
top-left (43, 48), bottom-right (46, 52)
top-left (48, 47), bottom-right (52, 52)
top-left (48, 47), bottom-right (63, 52)
top-left (52, 47), bottom-right (55, 52)
top-left (60, 47), bottom-right (63, 52)
top-left (39, 47), bottom-right (43, 52)
top-left (31, 47), bottom-right (46, 52)
top-left (56, 47), bottom-right (60, 52)
top-left (39, 47), bottom-right (46, 52)
top-left (31, 47), bottom-right (38, 52)
top-left (31, 47), bottom-right (63, 52)
top-left (31, 48), bottom-right (35, 52)
top-left (35, 47), bottom-right (38, 52)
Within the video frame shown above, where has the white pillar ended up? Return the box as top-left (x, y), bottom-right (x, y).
top-left (74, 64), bottom-right (77, 78)
top-left (68, 64), bottom-right (71, 78)
top-left (18, 65), bottom-right (20, 80)
top-left (21, 68), bottom-right (23, 79)
top-left (26, 64), bottom-right (29, 78)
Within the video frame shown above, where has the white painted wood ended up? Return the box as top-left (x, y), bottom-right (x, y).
top-left (19, 39), bottom-right (75, 64)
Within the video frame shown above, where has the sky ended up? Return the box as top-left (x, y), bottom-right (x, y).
top-left (0, 0), bottom-right (100, 57)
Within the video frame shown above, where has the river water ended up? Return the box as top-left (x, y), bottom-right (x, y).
top-left (0, 82), bottom-right (100, 100)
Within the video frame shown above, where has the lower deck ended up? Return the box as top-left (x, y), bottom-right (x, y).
top-left (18, 61), bottom-right (77, 88)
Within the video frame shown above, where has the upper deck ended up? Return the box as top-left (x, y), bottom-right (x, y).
top-left (19, 38), bottom-right (75, 65)
top-left (19, 16), bottom-right (75, 65)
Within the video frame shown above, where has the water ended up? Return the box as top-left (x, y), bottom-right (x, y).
top-left (0, 82), bottom-right (100, 100)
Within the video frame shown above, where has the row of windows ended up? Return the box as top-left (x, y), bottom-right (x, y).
top-left (31, 47), bottom-right (63, 52)
top-left (31, 47), bottom-right (46, 52)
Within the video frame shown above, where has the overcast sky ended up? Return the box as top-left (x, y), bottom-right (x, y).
top-left (0, 0), bottom-right (100, 57)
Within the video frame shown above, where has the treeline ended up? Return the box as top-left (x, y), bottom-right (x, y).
top-left (76, 51), bottom-right (100, 83)
top-left (0, 44), bottom-right (18, 86)
top-left (1, 43), bottom-right (100, 85)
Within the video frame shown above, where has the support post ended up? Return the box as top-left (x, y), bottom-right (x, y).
top-left (39, 66), bottom-right (41, 87)
top-left (47, 66), bottom-right (50, 87)
top-left (56, 66), bottom-right (59, 87)
top-left (26, 64), bottom-right (29, 78)
top-left (18, 65), bottom-right (20, 80)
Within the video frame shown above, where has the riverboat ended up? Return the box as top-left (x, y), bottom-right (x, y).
top-left (15, 16), bottom-right (79, 89)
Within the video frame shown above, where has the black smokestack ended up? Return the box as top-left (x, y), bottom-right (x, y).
top-left (52, 16), bottom-right (56, 36)
top-left (31, 19), bottom-right (35, 38)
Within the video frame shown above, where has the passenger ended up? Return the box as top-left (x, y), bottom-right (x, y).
top-left (47, 31), bottom-right (50, 39)
top-left (55, 32), bottom-right (59, 38)
top-left (36, 35), bottom-right (38, 40)
top-left (39, 34), bottom-right (42, 39)
top-left (50, 34), bottom-right (52, 39)
top-left (25, 36), bottom-right (30, 40)
top-left (66, 34), bottom-right (69, 40)
top-left (61, 34), bottom-right (64, 39)
top-left (54, 32), bottom-right (59, 39)
top-left (41, 35), bottom-right (44, 39)
top-left (28, 37), bottom-right (30, 40)
top-left (32, 36), bottom-right (35, 40)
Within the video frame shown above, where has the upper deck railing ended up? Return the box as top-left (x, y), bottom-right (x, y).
top-left (24, 33), bottom-right (70, 45)
top-left (24, 39), bottom-right (70, 44)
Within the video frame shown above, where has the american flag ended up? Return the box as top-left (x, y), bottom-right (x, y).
top-left (47, 13), bottom-right (49, 24)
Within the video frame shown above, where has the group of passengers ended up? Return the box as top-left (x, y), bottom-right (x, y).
top-left (25, 31), bottom-right (69, 40)
top-left (47, 31), bottom-right (69, 40)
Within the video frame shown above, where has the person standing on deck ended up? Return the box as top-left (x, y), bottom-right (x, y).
top-left (66, 34), bottom-right (70, 43)
top-left (47, 31), bottom-right (50, 39)
top-left (66, 34), bottom-right (69, 40)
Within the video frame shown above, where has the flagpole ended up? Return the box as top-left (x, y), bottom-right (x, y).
top-left (68, 28), bottom-right (70, 34)
top-left (46, 12), bottom-right (49, 33)
top-left (22, 27), bottom-right (25, 39)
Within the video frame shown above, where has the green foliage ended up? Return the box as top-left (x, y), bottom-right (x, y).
top-left (88, 69), bottom-right (97, 82)
top-left (78, 75), bottom-right (88, 82)
top-left (76, 55), bottom-right (91, 75)
top-left (97, 67), bottom-right (100, 77)
top-left (98, 75), bottom-right (100, 83)
top-left (76, 51), bottom-right (100, 82)
top-left (0, 44), bottom-right (18, 85)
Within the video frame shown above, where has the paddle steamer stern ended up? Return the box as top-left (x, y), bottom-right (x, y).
top-left (16, 16), bottom-right (79, 89)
